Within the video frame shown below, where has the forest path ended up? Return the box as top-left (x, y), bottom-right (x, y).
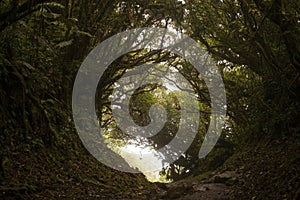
top-left (153, 171), bottom-right (239, 200)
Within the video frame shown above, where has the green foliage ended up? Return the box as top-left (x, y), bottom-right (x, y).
top-left (187, 0), bottom-right (300, 141)
top-left (0, 0), bottom-right (189, 191)
top-left (0, 0), bottom-right (299, 196)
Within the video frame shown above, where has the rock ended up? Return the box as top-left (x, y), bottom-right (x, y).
top-left (193, 185), bottom-right (210, 191)
top-left (211, 171), bottom-right (239, 184)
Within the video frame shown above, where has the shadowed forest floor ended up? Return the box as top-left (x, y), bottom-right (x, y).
top-left (1, 134), bottom-right (299, 199)
top-left (1, 0), bottom-right (299, 199)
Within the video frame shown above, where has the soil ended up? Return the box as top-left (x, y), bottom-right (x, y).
top-left (1, 135), bottom-right (299, 199)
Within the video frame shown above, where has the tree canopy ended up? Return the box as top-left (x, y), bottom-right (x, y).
top-left (0, 0), bottom-right (299, 199)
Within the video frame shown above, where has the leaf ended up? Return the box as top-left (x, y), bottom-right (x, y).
top-left (2, 157), bottom-right (9, 167)
top-left (18, 20), bottom-right (28, 28)
top-left (16, 61), bottom-right (35, 70)
top-left (55, 39), bottom-right (73, 48)
top-left (77, 30), bottom-right (93, 38)
top-left (43, 2), bottom-right (65, 9)
top-left (68, 17), bottom-right (79, 22)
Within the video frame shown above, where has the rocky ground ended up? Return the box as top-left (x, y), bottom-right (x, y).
top-left (153, 170), bottom-right (238, 200)
top-left (1, 135), bottom-right (299, 199)
top-left (152, 136), bottom-right (300, 200)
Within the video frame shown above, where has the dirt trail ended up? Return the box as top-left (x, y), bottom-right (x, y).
top-left (154, 171), bottom-right (239, 200)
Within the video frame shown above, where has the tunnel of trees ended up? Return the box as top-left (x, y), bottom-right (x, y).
top-left (0, 0), bottom-right (299, 199)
